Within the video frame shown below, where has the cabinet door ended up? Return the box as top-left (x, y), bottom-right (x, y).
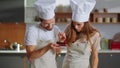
top-left (57, 53), bottom-right (66, 68)
top-left (98, 53), bottom-right (120, 68)
top-left (0, 54), bottom-right (30, 68)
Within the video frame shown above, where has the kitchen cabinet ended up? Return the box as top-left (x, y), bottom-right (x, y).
top-left (57, 53), bottom-right (65, 68)
top-left (0, 0), bottom-right (24, 22)
top-left (98, 53), bottom-right (120, 68)
top-left (0, 51), bottom-right (29, 68)
top-left (1, 50), bottom-right (120, 68)
top-left (56, 51), bottom-right (120, 68)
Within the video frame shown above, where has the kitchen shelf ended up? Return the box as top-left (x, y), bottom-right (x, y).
top-left (55, 12), bottom-right (120, 23)
top-left (1, 48), bottom-right (120, 54)
top-left (55, 12), bottom-right (71, 23)
top-left (92, 13), bottom-right (120, 23)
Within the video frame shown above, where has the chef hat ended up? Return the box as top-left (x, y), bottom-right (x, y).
top-left (34, 0), bottom-right (56, 20)
top-left (70, 0), bottom-right (96, 23)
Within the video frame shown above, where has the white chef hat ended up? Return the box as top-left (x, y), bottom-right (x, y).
top-left (70, 0), bottom-right (96, 23)
top-left (34, 0), bottom-right (56, 20)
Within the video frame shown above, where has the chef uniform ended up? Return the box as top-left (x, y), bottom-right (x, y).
top-left (62, 0), bottom-right (101, 68)
top-left (25, 0), bottom-right (60, 68)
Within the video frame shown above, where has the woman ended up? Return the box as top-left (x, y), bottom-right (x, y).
top-left (62, 0), bottom-right (101, 68)
top-left (62, 21), bottom-right (101, 68)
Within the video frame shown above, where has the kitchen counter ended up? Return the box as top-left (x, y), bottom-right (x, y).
top-left (0, 49), bottom-right (26, 54)
top-left (0, 49), bottom-right (27, 68)
top-left (1, 47), bottom-right (120, 54)
top-left (1, 47), bottom-right (120, 68)
top-left (61, 46), bottom-right (120, 53)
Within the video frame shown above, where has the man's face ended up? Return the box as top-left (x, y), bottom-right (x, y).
top-left (41, 18), bottom-right (55, 30)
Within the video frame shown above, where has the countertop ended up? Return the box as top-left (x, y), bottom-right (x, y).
top-left (0, 49), bottom-right (26, 54)
top-left (61, 46), bottom-right (120, 53)
top-left (1, 46), bottom-right (120, 54)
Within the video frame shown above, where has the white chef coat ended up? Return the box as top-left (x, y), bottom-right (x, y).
top-left (25, 23), bottom-right (60, 68)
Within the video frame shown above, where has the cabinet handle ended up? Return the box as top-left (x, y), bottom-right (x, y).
top-left (110, 54), bottom-right (113, 57)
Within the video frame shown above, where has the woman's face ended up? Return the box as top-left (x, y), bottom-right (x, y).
top-left (41, 18), bottom-right (55, 30)
top-left (72, 21), bottom-right (84, 32)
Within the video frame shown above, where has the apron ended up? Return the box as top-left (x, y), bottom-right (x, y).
top-left (30, 28), bottom-right (57, 68)
top-left (62, 39), bottom-right (91, 68)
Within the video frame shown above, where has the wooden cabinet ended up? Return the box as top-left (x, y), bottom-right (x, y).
top-left (55, 12), bottom-right (120, 23)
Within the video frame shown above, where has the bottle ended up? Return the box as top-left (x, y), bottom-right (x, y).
top-left (97, 17), bottom-right (103, 23)
top-left (103, 8), bottom-right (108, 13)
top-left (112, 17), bottom-right (117, 23)
top-left (101, 38), bottom-right (109, 50)
top-left (17, 44), bottom-right (20, 52)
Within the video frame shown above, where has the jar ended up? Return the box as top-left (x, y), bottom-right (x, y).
top-left (101, 38), bottom-right (109, 50)
top-left (97, 17), bottom-right (103, 23)
top-left (105, 17), bottom-right (110, 23)
top-left (112, 17), bottom-right (117, 23)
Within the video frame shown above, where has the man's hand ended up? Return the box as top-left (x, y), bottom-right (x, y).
top-left (49, 43), bottom-right (61, 54)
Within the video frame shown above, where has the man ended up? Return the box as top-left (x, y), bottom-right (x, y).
top-left (25, 0), bottom-right (64, 68)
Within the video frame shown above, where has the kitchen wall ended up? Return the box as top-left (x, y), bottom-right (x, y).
top-left (95, 0), bottom-right (120, 13)
top-left (0, 0), bottom-right (24, 22)
top-left (55, 0), bottom-right (120, 12)
top-left (25, 0), bottom-right (120, 39)
top-left (56, 23), bottom-right (120, 39)
top-left (26, 22), bottom-right (120, 39)
top-left (25, 0), bottom-right (120, 23)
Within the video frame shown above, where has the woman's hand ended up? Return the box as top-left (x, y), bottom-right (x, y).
top-left (58, 32), bottom-right (66, 43)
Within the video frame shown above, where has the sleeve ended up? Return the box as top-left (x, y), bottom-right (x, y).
top-left (25, 25), bottom-right (38, 46)
top-left (92, 32), bottom-right (101, 51)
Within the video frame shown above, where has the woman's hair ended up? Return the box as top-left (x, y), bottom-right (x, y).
top-left (65, 21), bottom-right (101, 44)
top-left (39, 18), bottom-right (44, 22)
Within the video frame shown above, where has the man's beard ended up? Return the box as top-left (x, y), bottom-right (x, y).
top-left (45, 27), bottom-right (53, 31)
